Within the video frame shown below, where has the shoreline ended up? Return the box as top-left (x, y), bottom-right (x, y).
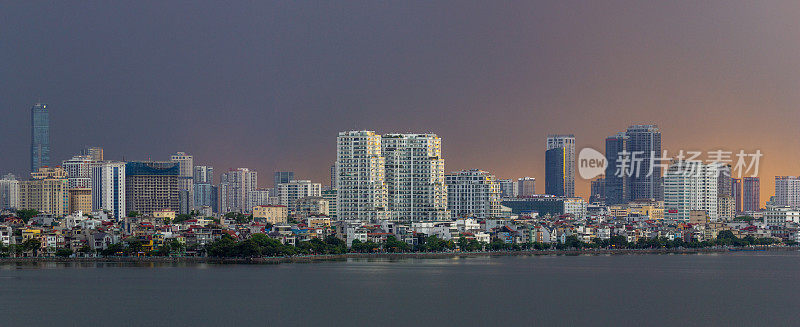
top-left (1, 247), bottom-right (795, 265)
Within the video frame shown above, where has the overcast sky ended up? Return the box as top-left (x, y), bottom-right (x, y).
top-left (2, 1), bottom-right (799, 203)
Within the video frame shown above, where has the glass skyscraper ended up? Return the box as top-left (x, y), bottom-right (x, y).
top-left (604, 132), bottom-right (629, 205)
top-left (626, 125), bottom-right (662, 201)
top-left (30, 103), bottom-right (50, 173)
top-left (545, 134), bottom-right (575, 197)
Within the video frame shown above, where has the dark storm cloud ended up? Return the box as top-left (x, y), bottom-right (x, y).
top-left (2, 1), bottom-right (799, 202)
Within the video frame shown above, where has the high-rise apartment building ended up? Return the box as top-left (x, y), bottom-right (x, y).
top-left (335, 131), bottom-right (388, 221)
top-left (193, 166), bottom-right (214, 184)
top-left (517, 177), bottom-right (536, 197)
top-left (125, 161), bottom-right (180, 216)
top-left (19, 167), bottom-right (69, 216)
top-left (91, 161), bottom-right (126, 219)
top-left (322, 189), bottom-right (337, 218)
top-left (0, 174), bottom-right (20, 210)
top-left (717, 164), bottom-right (733, 197)
top-left (604, 132), bottom-right (629, 205)
top-left (30, 103), bottom-right (50, 173)
top-left (274, 172), bottom-right (294, 187)
top-left (590, 177), bottom-right (605, 203)
top-left (732, 178), bottom-right (743, 214)
top-left (717, 195), bottom-right (735, 222)
top-left (545, 134), bottom-right (575, 197)
top-left (664, 161), bottom-right (718, 221)
top-left (498, 179), bottom-right (517, 198)
top-left (625, 125), bottom-right (662, 201)
top-left (445, 169), bottom-right (501, 219)
top-left (170, 152), bottom-right (194, 214)
top-left (82, 147), bottom-right (104, 161)
top-left (277, 180), bottom-right (322, 210)
top-left (742, 177), bottom-right (760, 212)
top-left (774, 176), bottom-right (800, 209)
top-left (219, 168), bottom-right (258, 213)
top-left (62, 154), bottom-right (95, 189)
top-left (247, 189), bottom-right (273, 209)
top-left (330, 164), bottom-right (337, 190)
top-left (68, 188), bottom-right (92, 214)
top-left (382, 133), bottom-right (448, 221)
top-left (194, 183), bottom-right (218, 214)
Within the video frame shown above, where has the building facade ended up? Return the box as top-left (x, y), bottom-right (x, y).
top-left (170, 152), bottom-right (194, 214)
top-left (91, 161), bottom-right (126, 219)
top-left (517, 177), bottom-right (536, 197)
top-left (19, 167), bottom-right (69, 216)
top-left (0, 174), bottom-right (20, 210)
top-left (732, 178), bottom-right (742, 214)
top-left (81, 147), bottom-right (104, 161)
top-left (382, 133), bottom-right (448, 221)
top-left (590, 177), bottom-right (605, 204)
top-left (445, 169), bottom-right (501, 219)
top-left (68, 188), bottom-right (92, 214)
top-left (664, 161), bottom-right (718, 221)
top-left (335, 131), bottom-right (388, 221)
top-left (219, 168), bottom-right (258, 213)
top-left (774, 176), bottom-right (800, 209)
top-left (545, 134), bottom-right (575, 197)
top-left (277, 180), bottom-right (322, 210)
top-left (30, 103), bottom-right (50, 173)
top-left (742, 177), bottom-right (760, 212)
top-left (604, 132), bottom-right (629, 205)
top-left (125, 161), bottom-right (180, 216)
top-left (62, 154), bottom-right (95, 189)
top-left (498, 179), bottom-right (517, 198)
top-left (274, 172), bottom-right (294, 187)
top-left (625, 125), bottom-right (662, 201)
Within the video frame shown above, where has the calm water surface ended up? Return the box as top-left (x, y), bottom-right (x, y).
top-left (2, 252), bottom-right (799, 326)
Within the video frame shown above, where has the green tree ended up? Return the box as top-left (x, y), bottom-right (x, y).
top-left (55, 248), bottom-right (73, 257)
top-left (383, 235), bottom-right (410, 252)
top-left (16, 209), bottom-right (39, 222)
top-left (127, 211), bottom-right (140, 217)
top-left (22, 238), bottom-right (41, 256)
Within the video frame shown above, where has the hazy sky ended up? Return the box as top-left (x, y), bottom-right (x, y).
top-left (2, 1), bottom-right (799, 204)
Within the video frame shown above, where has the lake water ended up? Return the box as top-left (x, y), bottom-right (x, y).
top-left (2, 252), bottom-right (799, 326)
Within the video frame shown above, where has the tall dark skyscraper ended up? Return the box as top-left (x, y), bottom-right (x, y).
top-left (742, 177), bottom-right (760, 212)
top-left (545, 134), bottom-right (575, 197)
top-left (544, 147), bottom-right (566, 196)
top-left (604, 132), bottom-right (629, 205)
top-left (625, 125), bottom-right (662, 201)
top-left (590, 177), bottom-right (605, 204)
top-left (732, 178), bottom-right (742, 214)
top-left (274, 171), bottom-right (294, 187)
top-left (30, 103), bottom-right (50, 173)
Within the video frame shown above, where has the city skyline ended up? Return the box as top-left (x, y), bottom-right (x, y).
top-left (4, 2), bottom-right (800, 206)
